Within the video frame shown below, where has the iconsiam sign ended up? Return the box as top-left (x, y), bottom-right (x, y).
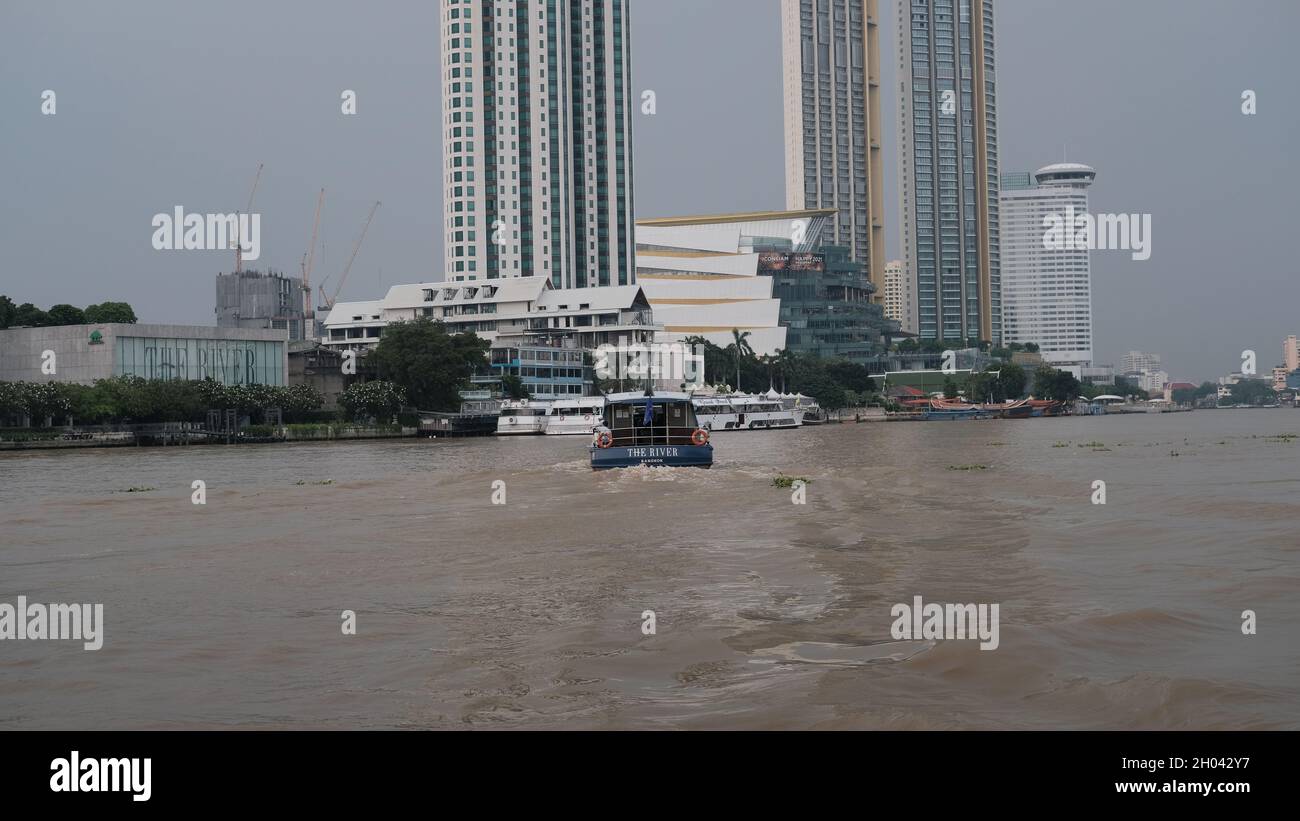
top-left (593, 339), bottom-right (705, 389)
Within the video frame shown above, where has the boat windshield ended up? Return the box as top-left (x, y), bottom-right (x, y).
top-left (604, 399), bottom-right (698, 445)
top-left (500, 407), bottom-right (546, 417)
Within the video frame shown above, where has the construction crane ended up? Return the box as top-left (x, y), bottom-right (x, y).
top-left (319, 200), bottom-right (380, 311)
top-left (301, 188), bottom-right (325, 321)
top-left (234, 162), bottom-right (264, 273)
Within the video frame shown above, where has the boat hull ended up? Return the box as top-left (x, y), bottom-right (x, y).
top-left (590, 444), bottom-right (713, 469)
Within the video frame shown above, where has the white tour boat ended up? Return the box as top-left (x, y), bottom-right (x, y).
top-left (496, 400), bottom-right (552, 435)
top-left (692, 394), bottom-right (800, 431)
top-left (544, 397), bottom-right (606, 435)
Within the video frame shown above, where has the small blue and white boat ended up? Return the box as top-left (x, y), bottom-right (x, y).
top-left (590, 391), bottom-right (713, 469)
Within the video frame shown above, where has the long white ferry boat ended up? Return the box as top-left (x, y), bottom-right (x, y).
top-left (496, 400), bottom-right (552, 435)
top-left (544, 397), bottom-right (606, 435)
top-left (692, 394), bottom-right (800, 431)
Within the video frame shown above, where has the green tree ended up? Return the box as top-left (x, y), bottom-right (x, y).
top-left (367, 318), bottom-right (488, 411)
top-left (1000, 362), bottom-right (1027, 399)
top-left (728, 328), bottom-right (753, 393)
top-left (1032, 365), bottom-right (1081, 401)
top-left (339, 380), bottom-right (406, 422)
top-left (1228, 379), bottom-right (1276, 406)
top-left (0, 295), bottom-right (15, 329)
top-left (500, 373), bottom-right (530, 400)
top-left (84, 302), bottom-right (138, 324)
top-left (46, 304), bottom-right (87, 326)
top-left (943, 377), bottom-right (959, 399)
top-left (22, 382), bottom-right (72, 426)
top-left (12, 303), bottom-right (49, 327)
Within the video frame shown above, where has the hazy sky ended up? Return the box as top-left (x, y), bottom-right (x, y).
top-left (2, 0), bottom-right (1297, 381)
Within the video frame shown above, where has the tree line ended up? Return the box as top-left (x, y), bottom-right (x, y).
top-left (0, 296), bottom-right (138, 329)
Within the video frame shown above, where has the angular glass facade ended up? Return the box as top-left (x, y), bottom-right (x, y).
top-left (756, 243), bottom-right (899, 361)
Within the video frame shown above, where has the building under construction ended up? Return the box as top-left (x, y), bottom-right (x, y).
top-left (215, 270), bottom-right (310, 341)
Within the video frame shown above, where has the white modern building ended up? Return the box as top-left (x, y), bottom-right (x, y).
top-left (1119, 350), bottom-right (1162, 375)
top-left (1137, 369), bottom-right (1169, 394)
top-left (780, 0), bottom-right (884, 288)
top-left (440, 0), bottom-right (635, 288)
top-left (635, 211), bottom-right (810, 356)
top-left (999, 163), bottom-right (1096, 368)
top-left (319, 277), bottom-right (658, 354)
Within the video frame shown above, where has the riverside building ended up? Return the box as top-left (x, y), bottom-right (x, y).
top-left (440, 0), bottom-right (635, 288)
top-left (636, 208), bottom-right (898, 361)
top-left (895, 0), bottom-right (1002, 344)
top-left (998, 163), bottom-right (1096, 371)
top-left (0, 324), bottom-right (288, 386)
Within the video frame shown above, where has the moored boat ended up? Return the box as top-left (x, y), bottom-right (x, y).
top-left (590, 391), bottom-right (713, 469)
top-left (693, 394), bottom-right (800, 430)
top-left (544, 397), bottom-right (605, 435)
top-left (496, 400), bottom-right (552, 435)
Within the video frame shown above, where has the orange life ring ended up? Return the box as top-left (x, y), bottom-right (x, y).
top-left (596, 430), bottom-right (613, 449)
top-left (691, 428), bottom-right (709, 446)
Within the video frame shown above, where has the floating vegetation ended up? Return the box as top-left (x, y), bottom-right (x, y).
top-left (947, 464), bottom-right (988, 471)
top-left (1052, 441), bottom-right (1069, 448)
top-left (772, 474), bottom-right (811, 488)
top-left (1169, 450), bottom-right (1181, 457)
top-left (1265, 433), bottom-right (1297, 443)
top-left (986, 442), bottom-right (1007, 447)
top-left (1078, 441), bottom-right (1106, 448)
top-left (119, 486), bottom-right (155, 493)
top-left (294, 479), bottom-right (335, 486)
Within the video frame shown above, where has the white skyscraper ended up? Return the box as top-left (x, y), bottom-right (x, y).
top-left (440, 0), bottom-right (635, 288)
top-left (999, 163), bottom-right (1096, 367)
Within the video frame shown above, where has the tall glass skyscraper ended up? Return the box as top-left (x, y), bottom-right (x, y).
top-left (896, 0), bottom-right (1001, 344)
top-left (440, 0), bottom-right (635, 289)
top-left (780, 0), bottom-right (885, 293)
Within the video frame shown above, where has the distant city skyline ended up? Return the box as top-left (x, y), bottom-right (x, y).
top-left (2, 0), bottom-right (1298, 382)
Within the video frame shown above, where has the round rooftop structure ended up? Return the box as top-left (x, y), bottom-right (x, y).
top-left (1034, 162), bottom-right (1096, 186)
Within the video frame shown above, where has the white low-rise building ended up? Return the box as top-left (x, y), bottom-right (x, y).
top-left (319, 277), bottom-right (659, 354)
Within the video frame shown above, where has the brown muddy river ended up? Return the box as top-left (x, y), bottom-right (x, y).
top-left (1, 410), bottom-right (1297, 729)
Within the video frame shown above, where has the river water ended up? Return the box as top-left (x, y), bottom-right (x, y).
top-left (1, 410), bottom-right (1297, 729)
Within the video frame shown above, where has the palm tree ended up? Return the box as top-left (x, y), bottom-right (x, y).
top-left (774, 347), bottom-right (796, 393)
top-left (730, 329), bottom-right (753, 394)
top-left (759, 354), bottom-right (778, 391)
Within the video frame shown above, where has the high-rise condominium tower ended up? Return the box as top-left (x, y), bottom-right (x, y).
top-left (999, 163), bottom-right (1096, 368)
top-left (896, 0), bottom-right (1001, 343)
top-left (440, 0), bottom-right (635, 288)
top-left (780, 0), bottom-right (885, 291)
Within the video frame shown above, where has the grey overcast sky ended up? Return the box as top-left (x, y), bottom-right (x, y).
top-left (1, 0), bottom-right (1297, 382)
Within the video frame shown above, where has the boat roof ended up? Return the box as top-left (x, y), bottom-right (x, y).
top-left (551, 397), bottom-right (605, 407)
top-left (603, 391), bottom-right (693, 403)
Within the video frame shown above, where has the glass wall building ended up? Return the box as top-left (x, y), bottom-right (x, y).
top-left (780, 0), bottom-right (885, 291)
top-left (896, 0), bottom-right (1001, 344)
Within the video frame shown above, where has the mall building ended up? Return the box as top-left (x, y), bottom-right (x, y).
top-left (0, 324), bottom-right (289, 386)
